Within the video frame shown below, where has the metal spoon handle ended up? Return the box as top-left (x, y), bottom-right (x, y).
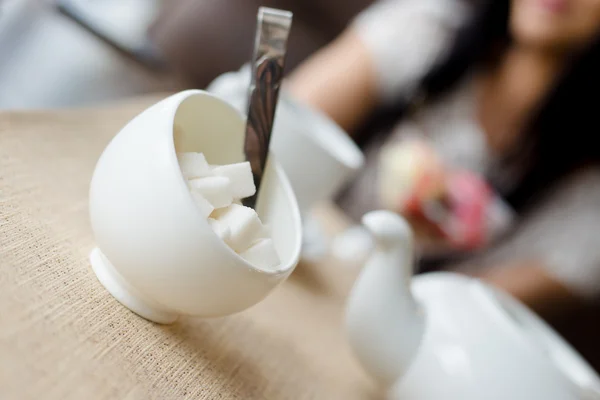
top-left (243, 7), bottom-right (292, 209)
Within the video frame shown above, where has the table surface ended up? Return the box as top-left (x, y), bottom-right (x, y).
top-left (0, 96), bottom-right (380, 399)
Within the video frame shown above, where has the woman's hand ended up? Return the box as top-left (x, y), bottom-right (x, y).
top-left (378, 138), bottom-right (457, 250)
top-left (380, 139), bottom-right (500, 251)
top-left (403, 211), bottom-right (457, 254)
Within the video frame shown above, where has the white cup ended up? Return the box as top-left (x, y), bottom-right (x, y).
top-left (207, 65), bottom-right (365, 212)
top-left (271, 95), bottom-right (365, 211)
top-left (89, 90), bottom-right (302, 324)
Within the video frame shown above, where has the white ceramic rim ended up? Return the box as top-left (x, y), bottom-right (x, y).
top-left (282, 92), bottom-right (364, 170)
top-left (167, 90), bottom-right (303, 276)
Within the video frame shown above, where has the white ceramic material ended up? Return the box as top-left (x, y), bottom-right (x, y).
top-left (89, 90), bottom-right (302, 324)
top-left (346, 210), bottom-right (600, 400)
top-left (207, 64), bottom-right (365, 212)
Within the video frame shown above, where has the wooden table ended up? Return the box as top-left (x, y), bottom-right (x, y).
top-left (0, 96), bottom-right (380, 399)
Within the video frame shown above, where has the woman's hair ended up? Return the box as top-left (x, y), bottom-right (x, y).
top-left (416, 0), bottom-right (600, 210)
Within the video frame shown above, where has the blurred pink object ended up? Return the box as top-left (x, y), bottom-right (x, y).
top-left (443, 170), bottom-right (492, 249)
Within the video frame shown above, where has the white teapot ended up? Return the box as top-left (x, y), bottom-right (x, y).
top-left (346, 210), bottom-right (600, 400)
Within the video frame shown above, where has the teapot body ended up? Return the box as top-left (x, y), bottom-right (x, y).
top-left (387, 273), bottom-right (600, 400)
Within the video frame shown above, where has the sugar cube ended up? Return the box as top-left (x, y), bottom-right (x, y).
top-left (189, 176), bottom-right (233, 209)
top-left (181, 152), bottom-right (278, 271)
top-left (211, 162), bottom-right (256, 199)
top-left (178, 152), bottom-right (211, 179)
top-left (189, 190), bottom-right (214, 218)
top-left (239, 239), bottom-right (281, 270)
top-left (208, 218), bottom-right (231, 242)
top-left (212, 204), bottom-right (268, 252)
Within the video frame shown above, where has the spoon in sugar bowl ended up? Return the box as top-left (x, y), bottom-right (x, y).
top-left (242, 7), bottom-right (292, 210)
top-left (88, 8), bottom-right (298, 324)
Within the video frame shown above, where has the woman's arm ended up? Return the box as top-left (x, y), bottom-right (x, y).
top-left (460, 166), bottom-right (600, 320)
top-left (286, 29), bottom-right (379, 136)
top-left (469, 262), bottom-right (583, 319)
top-left (287, 0), bottom-right (470, 136)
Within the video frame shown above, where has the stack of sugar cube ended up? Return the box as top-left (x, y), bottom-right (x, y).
top-left (178, 152), bottom-right (280, 271)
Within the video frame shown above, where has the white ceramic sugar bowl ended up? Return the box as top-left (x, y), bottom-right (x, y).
top-left (346, 210), bottom-right (600, 400)
top-left (89, 90), bottom-right (302, 324)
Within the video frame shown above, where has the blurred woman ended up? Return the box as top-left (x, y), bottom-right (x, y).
top-left (287, 0), bottom-right (600, 318)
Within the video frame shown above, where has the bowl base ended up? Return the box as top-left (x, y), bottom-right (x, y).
top-left (90, 247), bottom-right (179, 324)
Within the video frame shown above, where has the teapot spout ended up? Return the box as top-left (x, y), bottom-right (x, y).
top-left (346, 211), bottom-right (425, 386)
